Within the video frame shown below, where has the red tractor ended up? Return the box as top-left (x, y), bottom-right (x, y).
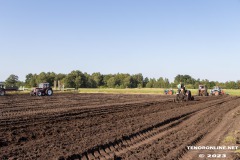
top-left (30, 83), bottom-right (53, 96)
top-left (198, 85), bottom-right (208, 96)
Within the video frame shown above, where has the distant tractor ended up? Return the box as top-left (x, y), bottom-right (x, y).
top-left (175, 87), bottom-right (194, 102)
top-left (0, 82), bottom-right (18, 96)
top-left (0, 82), bottom-right (5, 96)
top-left (210, 86), bottom-right (225, 96)
top-left (164, 89), bottom-right (174, 95)
top-left (30, 83), bottom-right (53, 96)
top-left (198, 85), bottom-right (208, 96)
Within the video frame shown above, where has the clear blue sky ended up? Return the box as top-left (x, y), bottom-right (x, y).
top-left (0, 0), bottom-right (240, 82)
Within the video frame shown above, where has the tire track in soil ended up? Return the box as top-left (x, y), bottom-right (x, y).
top-left (124, 96), bottom-right (240, 160)
top-left (0, 94), bottom-right (219, 120)
top-left (0, 94), bottom-right (173, 121)
top-left (64, 97), bottom-right (234, 160)
top-left (0, 96), bottom-right (209, 132)
top-left (0, 95), bottom-right (221, 128)
top-left (66, 113), bottom-right (197, 160)
top-left (0, 100), bottom-right (172, 130)
top-left (0, 94), bottom-right (232, 160)
top-left (180, 98), bottom-right (240, 160)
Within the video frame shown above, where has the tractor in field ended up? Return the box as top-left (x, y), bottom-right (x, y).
top-left (30, 83), bottom-right (53, 96)
top-left (0, 82), bottom-right (5, 96)
top-left (198, 85), bottom-right (208, 96)
top-left (174, 87), bottom-right (194, 102)
top-left (164, 89), bottom-right (174, 95)
top-left (210, 86), bottom-right (225, 96)
top-left (0, 82), bottom-right (18, 96)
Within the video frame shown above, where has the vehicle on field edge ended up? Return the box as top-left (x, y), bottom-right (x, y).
top-left (30, 83), bottom-right (53, 96)
top-left (0, 82), bottom-right (18, 96)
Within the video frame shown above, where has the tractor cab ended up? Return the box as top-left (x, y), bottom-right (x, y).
top-left (213, 86), bottom-right (221, 90)
top-left (212, 86), bottom-right (222, 92)
top-left (199, 85), bottom-right (204, 89)
top-left (0, 82), bottom-right (4, 89)
top-left (39, 83), bottom-right (50, 89)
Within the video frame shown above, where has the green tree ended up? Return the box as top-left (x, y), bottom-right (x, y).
top-left (174, 74), bottom-right (195, 85)
top-left (107, 77), bottom-right (116, 88)
top-left (209, 81), bottom-right (216, 88)
top-left (91, 72), bottom-right (103, 87)
top-left (164, 78), bottom-right (170, 88)
top-left (236, 80), bottom-right (240, 89)
top-left (132, 73), bottom-right (143, 88)
top-left (25, 73), bottom-right (33, 87)
top-left (143, 77), bottom-right (149, 87)
top-left (157, 77), bottom-right (165, 88)
top-left (30, 74), bottom-right (38, 87)
top-left (63, 76), bottom-right (74, 88)
top-left (63, 70), bottom-right (87, 89)
top-left (103, 74), bottom-right (112, 87)
top-left (146, 78), bottom-right (156, 88)
top-left (36, 72), bottom-right (47, 84)
top-left (5, 74), bottom-right (19, 87)
top-left (123, 76), bottom-right (133, 88)
top-left (16, 81), bottom-right (25, 87)
top-left (225, 81), bottom-right (237, 89)
top-left (46, 72), bottom-right (56, 86)
top-left (55, 73), bottom-right (66, 81)
top-left (85, 74), bottom-right (97, 88)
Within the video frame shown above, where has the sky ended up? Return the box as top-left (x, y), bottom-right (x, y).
top-left (0, 0), bottom-right (240, 82)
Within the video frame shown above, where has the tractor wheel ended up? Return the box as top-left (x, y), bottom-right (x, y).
top-left (198, 91), bottom-right (200, 96)
top-left (0, 90), bottom-right (5, 96)
top-left (215, 91), bottom-right (219, 96)
top-left (204, 91), bottom-right (207, 96)
top-left (189, 91), bottom-right (192, 100)
top-left (186, 90), bottom-right (192, 101)
top-left (191, 96), bottom-right (194, 100)
top-left (37, 91), bottom-right (42, 96)
top-left (46, 89), bottom-right (53, 96)
top-left (175, 94), bottom-right (180, 102)
top-left (205, 92), bottom-right (208, 96)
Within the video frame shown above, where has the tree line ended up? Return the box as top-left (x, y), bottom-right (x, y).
top-left (2, 71), bottom-right (240, 89)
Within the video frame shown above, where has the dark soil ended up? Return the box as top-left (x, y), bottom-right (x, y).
top-left (0, 93), bottom-right (238, 160)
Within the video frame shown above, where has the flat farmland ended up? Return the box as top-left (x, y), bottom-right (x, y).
top-left (1, 93), bottom-right (240, 160)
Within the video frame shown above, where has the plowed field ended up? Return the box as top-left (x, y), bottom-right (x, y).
top-left (1, 93), bottom-right (240, 160)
